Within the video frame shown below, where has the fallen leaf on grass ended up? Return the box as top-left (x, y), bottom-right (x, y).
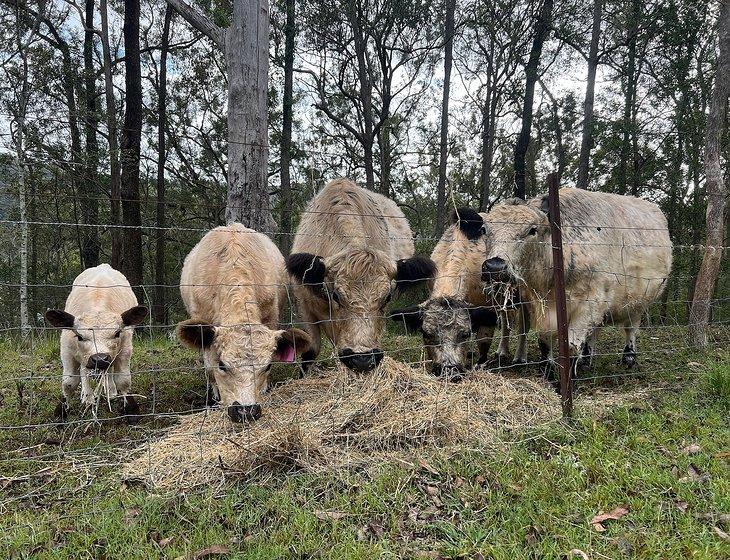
top-left (679, 464), bottom-right (710, 483)
top-left (568, 549), bottom-right (589, 560)
top-left (681, 444), bottom-right (701, 455)
top-left (418, 459), bottom-right (440, 475)
top-left (158, 536), bottom-right (175, 547)
top-left (314, 510), bottom-right (347, 521)
top-left (424, 485), bottom-right (440, 497)
top-left (123, 507), bottom-right (141, 524)
top-left (713, 526), bottom-right (730, 542)
top-left (591, 506), bottom-right (629, 532)
top-left (191, 545), bottom-right (230, 559)
top-left (675, 501), bottom-right (689, 513)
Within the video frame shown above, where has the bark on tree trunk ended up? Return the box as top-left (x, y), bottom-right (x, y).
top-left (435, 0), bottom-right (455, 236)
top-left (120, 0), bottom-right (144, 299)
top-left (689, 0), bottom-right (730, 347)
top-left (514, 0), bottom-right (553, 200)
top-left (279, 0), bottom-right (295, 254)
top-left (100, 0), bottom-right (122, 268)
top-left (617, 0), bottom-right (639, 196)
top-left (576, 0), bottom-right (602, 190)
top-left (154, 6), bottom-right (172, 326)
top-left (82, 0), bottom-right (100, 267)
top-left (225, 0), bottom-right (274, 230)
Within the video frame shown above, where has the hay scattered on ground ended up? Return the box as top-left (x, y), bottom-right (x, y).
top-left (122, 357), bottom-right (560, 491)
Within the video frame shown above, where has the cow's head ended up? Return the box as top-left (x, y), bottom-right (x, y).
top-left (287, 249), bottom-right (435, 372)
top-left (45, 306), bottom-right (148, 371)
top-left (177, 320), bottom-right (311, 422)
top-left (390, 296), bottom-right (497, 379)
top-left (481, 198), bottom-right (550, 292)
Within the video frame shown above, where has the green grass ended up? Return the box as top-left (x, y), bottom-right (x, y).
top-left (1, 328), bottom-right (729, 559)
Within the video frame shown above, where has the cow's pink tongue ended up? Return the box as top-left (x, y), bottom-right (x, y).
top-left (277, 344), bottom-right (295, 363)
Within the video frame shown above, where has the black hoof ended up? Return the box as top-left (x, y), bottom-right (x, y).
top-left (54, 398), bottom-right (69, 421)
top-left (122, 396), bottom-right (141, 424)
top-left (621, 345), bottom-right (637, 368)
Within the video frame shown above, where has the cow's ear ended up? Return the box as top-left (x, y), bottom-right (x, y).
top-left (45, 309), bottom-right (75, 329)
top-left (287, 253), bottom-right (326, 288)
top-left (395, 256), bottom-right (436, 291)
top-left (121, 305), bottom-right (148, 326)
top-left (273, 327), bottom-right (312, 362)
top-left (389, 306), bottom-right (423, 334)
top-left (467, 306), bottom-right (498, 330)
top-left (539, 195), bottom-right (550, 217)
top-left (177, 319), bottom-right (216, 349)
top-left (451, 207), bottom-right (485, 240)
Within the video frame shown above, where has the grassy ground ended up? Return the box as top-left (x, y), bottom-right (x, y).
top-left (0, 326), bottom-right (729, 559)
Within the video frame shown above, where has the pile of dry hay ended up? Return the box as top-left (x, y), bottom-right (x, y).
top-left (123, 357), bottom-right (560, 490)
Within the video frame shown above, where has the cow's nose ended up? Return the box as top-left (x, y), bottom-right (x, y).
top-left (227, 402), bottom-right (262, 423)
top-left (87, 353), bottom-right (112, 369)
top-left (339, 348), bottom-right (384, 372)
top-left (482, 257), bottom-right (508, 282)
top-left (431, 363), bottom-right (465, 382)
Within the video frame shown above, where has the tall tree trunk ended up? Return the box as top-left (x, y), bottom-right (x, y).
top-left (279, 0), bottom-right (296, 254)
top-left (478, 71), bottom-right (494, 210)
top-left (154, 6), bottom-right (172, 326)
top-left (225, 0), bottom-right (274, 230)
top-left (617, 0), bottom-right (639, 196)
top-left (167, 0), bottom-right (273, 230)
top-left (576, 0), bottom-right (602, 189)
top-left (689, 0), bottom-right (730, 347)
top-left (513, 0), bottom-right (553, 199)
top-left (120, 0), bottom-right (144, 299)
top-left (435, 0), bottom-right (455, 236)
top-left (82, 0), bottom-right (100, 267)
top-left (378, 124), bottom-right (392, 197)
top-left (100, 0), bottom-right (122, 268)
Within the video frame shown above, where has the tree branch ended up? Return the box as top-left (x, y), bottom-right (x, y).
top-left (165, 0), bottom-right (225, 51)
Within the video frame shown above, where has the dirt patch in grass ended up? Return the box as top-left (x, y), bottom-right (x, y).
top-left (123, 357), bottom-right (561, 490)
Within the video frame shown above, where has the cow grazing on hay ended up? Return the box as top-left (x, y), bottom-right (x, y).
top-left (177, 224), bottom-right (311, 423)
top-left (286, 178), bottom-right (436, 373)
top-left (44, 264), bottom-right (148, 419)
top-left (481, 188), bottom-right (672, 374)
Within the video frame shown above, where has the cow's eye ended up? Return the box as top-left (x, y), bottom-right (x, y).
top-left (76, 334), bottom-right (84, 342)
top-left (458, 330), bottom-right (471, 341)
top-left (218, 361), bottom-right (228, 372)
top-left (114, 330), bottom-right (121, 338)
top-left (380, 291), bottom-right (393, 309)
top-left (527, 226), bottom-right (538, 236)
top-left (330, 290), bottom-right (342, 305)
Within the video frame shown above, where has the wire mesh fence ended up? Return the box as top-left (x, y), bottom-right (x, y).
top-left (1, 180), bottom-right (728, 508)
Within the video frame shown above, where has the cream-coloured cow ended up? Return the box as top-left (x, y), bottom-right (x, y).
top-left (177, 224), bottom-right (311, 422)
top-left (286, 178), bottom-right (436, 372)
top-left (390, 207), bottom-right (528, 379)
top-left (481, 188), bottom-right (672, 372)
top-left (45, 264), bottom-right (148, 418)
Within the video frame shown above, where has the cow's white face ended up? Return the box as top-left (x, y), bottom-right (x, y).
top-left (482, 204), bottom-right (549, 292)
top-left (287, 249), bottom-right (436, 373)
top-left (177, 320), bottom-right (311, 422)
top-left (45, 306), bottom-right (148, 371)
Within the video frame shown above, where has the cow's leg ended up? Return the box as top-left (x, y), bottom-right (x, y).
top-left (494, 311), bottom-right (511, 365)
top-left (113, 350), bottom-right (139, 418)
top-left (578, 329), bottom-right (597, 369)
top-left (476, 325), bottom-right (494, 365)
top-left (299, 310), bottom-right (321, 376)
top-left (513, 304), bottom-right (529, 365)
top-left (56, 350), bottom-right (80, 419)
top-left (621, 314), bottom-right (641, 368)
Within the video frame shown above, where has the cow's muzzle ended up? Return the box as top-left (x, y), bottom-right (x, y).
top-left (431, 363), bottom-right (466, 382)
top-left (87, 353), bottom-right (112, 370)
top-left (338, 348), bottom-right (384, 372)
top-left (482, 257), bottom-right (511, 283)
top-left (227, 402), bottom-right (262, 423)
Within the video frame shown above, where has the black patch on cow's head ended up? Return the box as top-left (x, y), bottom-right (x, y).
top-left (177, 319), bottom-right (216, 349)
top-left (467, 306), bottom-right (498, 330)
top-left (286, 253), bottom-right (327, 289)
top-left (45, 309), bottom-right (76, 329)
top-left (121, 305), bottom-right (148, 326)
top-left (389, 306), bottom-right (423, 334)
top-left (451, 207), bottom-right (485, 240)
top-left (395, 256), bottom-right (436, 291)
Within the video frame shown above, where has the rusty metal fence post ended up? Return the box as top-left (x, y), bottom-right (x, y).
top-left (547, 173), bottom-right (573, 417)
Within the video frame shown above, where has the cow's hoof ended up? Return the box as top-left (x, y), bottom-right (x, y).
top-left (493, 353), bottom-right (511, 367)
top-left (511, 358), bottom-right (527, 367)
top-left (541, 361), bottom-right (557, 382)
top-left (621, 353), bottom-right (637, 368)
top-left (121, 397), bottom-right (141, 424)
top-left (54, 398), bottom-right (69, 421)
